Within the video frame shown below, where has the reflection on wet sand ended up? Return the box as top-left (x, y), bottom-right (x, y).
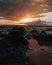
top-left (26, 38), bottom-right (52, 65)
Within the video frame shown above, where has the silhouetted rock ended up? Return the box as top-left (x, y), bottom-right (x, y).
top-left (0, 26), bottom-right (35, 65)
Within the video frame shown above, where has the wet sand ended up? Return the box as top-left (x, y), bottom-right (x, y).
top-left (26, 38), bottom-right (52, 65)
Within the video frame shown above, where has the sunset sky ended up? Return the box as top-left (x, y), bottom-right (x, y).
top-left (0, 0), bottom-right (52, 25)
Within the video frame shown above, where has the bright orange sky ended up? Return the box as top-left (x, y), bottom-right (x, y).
top-left (0, 11), bottom-right (52, 25)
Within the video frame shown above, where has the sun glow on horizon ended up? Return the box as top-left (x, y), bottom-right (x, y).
top-left (19, 18), bottom-right (37, 23)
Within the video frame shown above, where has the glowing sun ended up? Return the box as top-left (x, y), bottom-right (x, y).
top-left (19, 18), bottom-right (34, 23)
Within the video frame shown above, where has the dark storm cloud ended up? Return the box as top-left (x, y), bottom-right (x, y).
top-left (0, 0), bottom-right (52, 10)
top-left (0, 0), bottom-right (35, 10)
top-left (0, 0), bottom-right (52, 20)
top-left (0, 0), bottom-right (21, 10)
